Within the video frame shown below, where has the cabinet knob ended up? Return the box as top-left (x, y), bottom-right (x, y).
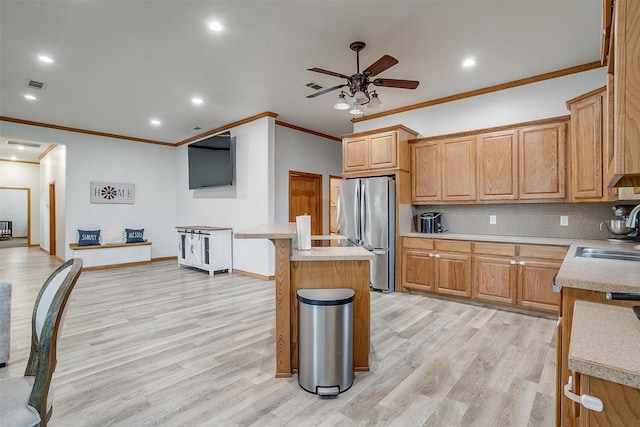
top-left (434, 253), bottom-right (440, 258)
top-left (519, 261), bottom-right (526, 266)
top-left (510, 260), bottom-right (517, 265)
top-left (563, 375), bottom-right (603, 412)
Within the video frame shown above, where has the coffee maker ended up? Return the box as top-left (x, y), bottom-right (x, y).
top-left (600, 205), bottom-right (640, 241)
top-left (419, 212), bottom-right (444, 233)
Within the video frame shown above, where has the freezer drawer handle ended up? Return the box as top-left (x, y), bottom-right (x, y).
top-left (563, 375), bottom-right (603, 412)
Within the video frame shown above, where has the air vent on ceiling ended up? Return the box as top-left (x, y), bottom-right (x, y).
top-left (192, 127), bottom-right (202, 131)
top-left (26, 79), bottom-right (46, 90)
top-left (6, 140), bottom-right (42, 148)
top-left (306, 81), bottom-right (324, 91)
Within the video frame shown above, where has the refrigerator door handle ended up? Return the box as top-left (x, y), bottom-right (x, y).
top-left (355, 182), bottom-right (361, 243)
top-left (360, 181), bottom-right (367, 244)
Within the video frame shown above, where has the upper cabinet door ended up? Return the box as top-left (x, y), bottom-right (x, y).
top-left (568, 89), bottom-right (604, 201)
top-left (441, 136), bottom-right (476, 201)
top-left (518, 122), bottom-right (567, 200)
top-left (411, 141), bottom-right (441, 202)
top-left (343, 136), bottom-right (369, 172)
top-left (477, 130), bottom-right (518, 201)
top-left (368, 131), bottom-right (398, 170)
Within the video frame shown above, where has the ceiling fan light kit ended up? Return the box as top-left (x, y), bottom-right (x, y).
top-left (307, 41), bottom-right (419, 116)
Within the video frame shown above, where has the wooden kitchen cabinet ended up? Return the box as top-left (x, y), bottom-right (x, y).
top-left (441, 136), bottom-right (476, 202)
top-left (577, 374), bottom-right (640, 426)
top-left (607, 0), bottom-right (640, 188)
top-left (567, 88), bottom-right (606, 201)
top-left (411, 141), bottom-right (441, 202)
top-left (518, 121), bottom-right (567, 200)
top-left (434, 250), bottom-right (472, 297)
top-left (401, 238), bottom-right (434, 291)
top-left (342, 125), bottom-right (418, 176)
top-left (476, 131), bottom-right (518, 201)
top-left (472, 242), bottom-right (518, 304)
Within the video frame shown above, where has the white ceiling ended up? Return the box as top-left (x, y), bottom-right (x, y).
top-left (0, 0), bottom-right (603, 163)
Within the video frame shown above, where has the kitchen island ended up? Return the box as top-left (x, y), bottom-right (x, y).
top-left (235, 223), bottom-right (374, 378)
top-left (555, 240), bottom-right (640, 426)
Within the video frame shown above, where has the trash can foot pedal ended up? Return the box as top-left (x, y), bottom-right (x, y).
top-left (316, 386), bottom-right (340, 396)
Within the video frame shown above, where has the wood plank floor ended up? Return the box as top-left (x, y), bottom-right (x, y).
top-left (0, 247), bottom-right (557, 426)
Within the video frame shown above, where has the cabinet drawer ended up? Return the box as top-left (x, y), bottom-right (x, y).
top-left (473, 242), bottom-right (517, 257)
top-left (403, 237), bottom-right (434, 250)
top-left (518, 244), bottom-right (568, 261)
top-left (435, 240), bottom-right (472, 253)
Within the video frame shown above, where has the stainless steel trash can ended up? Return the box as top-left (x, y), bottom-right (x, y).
top-left (297, 288), bottom-right (355, 396)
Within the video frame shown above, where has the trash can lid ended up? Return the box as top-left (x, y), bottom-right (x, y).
top-left (296, 288), bottom-right (355, 306)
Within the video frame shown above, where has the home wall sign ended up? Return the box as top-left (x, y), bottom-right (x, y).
top-left (90, 182), bottom-right (135, 204)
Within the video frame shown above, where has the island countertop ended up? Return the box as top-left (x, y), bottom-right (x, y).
top-left (234, 223), bottom-right (297, 239)
top-left (291, 246), bottom-right (374, 261)
top-left (569, 300), bottom-right (640, 389)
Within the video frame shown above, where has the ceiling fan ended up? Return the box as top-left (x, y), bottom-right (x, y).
top-left (307, 41), bottom-right (419, 114)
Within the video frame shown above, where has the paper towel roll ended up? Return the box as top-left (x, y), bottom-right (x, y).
top-left (296, 215), bottom-right (312, 251)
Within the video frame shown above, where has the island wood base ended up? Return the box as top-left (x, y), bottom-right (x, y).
top-left (290, 259), bottom-right (370, 373)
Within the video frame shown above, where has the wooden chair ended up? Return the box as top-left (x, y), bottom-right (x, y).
top-left (0, 258), bottom-right (83, 427)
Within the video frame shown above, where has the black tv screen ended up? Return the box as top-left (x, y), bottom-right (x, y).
top-left (188, 133), bottom-right (234, 189)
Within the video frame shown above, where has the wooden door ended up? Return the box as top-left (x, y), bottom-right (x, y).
top-left (289, 171), bottom-right (323, 237)
top-left (518, 122), bottom-right (567, 200)
top-left (441, 136), bottom-right (476, 201)
top-left (434, 253), bottom-right (472, 297)
top-left (369, 131), bottom-right (397, 170)
top-left (411, 141), bottom-right (441, 202)
top-left (49, 182), bottom-right (56, 256)
top-left (477, 131), bottom-right (518, 201)
top-left (473, 256), bottom-right (517, 304)
top-left (569, 90), bottom-right (604, 200)
top-left (518, 260), bottom-right (561, 312)
top-left (343, 136), bottom-right (368, 172)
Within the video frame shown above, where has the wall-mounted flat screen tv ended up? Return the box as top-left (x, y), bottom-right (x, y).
top-left (188, 133), bottom-right (235, 189)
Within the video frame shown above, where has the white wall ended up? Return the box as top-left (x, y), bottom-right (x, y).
top-left (274, 125), bottom-right (342, 234)
top-left (0, 188), bottom-right (28, 236)
top-left (0, 161), bottom-right (40, 242)
top-left (1, 121), bottom-right (177, 259)
top-left (354, 67), bottom-right (607, 136)
top-left (175, 117), bottom-right (276, 277)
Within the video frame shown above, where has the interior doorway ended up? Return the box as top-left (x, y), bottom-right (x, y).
top-left (49, 182), bottom-right (56, 256)
top-left (0, 187), bottom-right (30, 248)
top-left (288, 171), bottom-right (323, 238)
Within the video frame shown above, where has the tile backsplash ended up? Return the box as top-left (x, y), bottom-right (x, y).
top-left (403, 202), bottom-right (639, 240)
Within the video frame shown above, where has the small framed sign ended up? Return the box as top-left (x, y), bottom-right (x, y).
top-left (90, 181), bottom-right (135, 204)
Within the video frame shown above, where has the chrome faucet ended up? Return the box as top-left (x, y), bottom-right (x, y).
top-left (625, 204), bottom-right (640, 228)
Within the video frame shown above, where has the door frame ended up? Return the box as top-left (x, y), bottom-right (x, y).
top-left (49, 182), bottom-right (56, 256)
top-left (288, 170), bottom-right (323, 236)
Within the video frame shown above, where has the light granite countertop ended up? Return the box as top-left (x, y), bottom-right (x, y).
top-left (290, 246), bottom-right (374, 261)
top-left (400, 232), bottom-right (573, 246)
top-left (556, 240), bottom-right (640, 293)
top-left (234, 223), bottom-right (297, 239)
top-left (569, 301), bottom-right (640, 389)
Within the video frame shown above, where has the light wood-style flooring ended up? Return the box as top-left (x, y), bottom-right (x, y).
top-left (0, 247), bottom-right (557, 426)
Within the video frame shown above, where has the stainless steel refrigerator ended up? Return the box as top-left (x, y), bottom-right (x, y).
top-left (338, 176), bottom-right (395, 292)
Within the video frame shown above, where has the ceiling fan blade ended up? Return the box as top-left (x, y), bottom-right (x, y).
top-left (307, 67), bottom-right (350, 79)
top-left (306, 84), bottom-right (347, 98)
top-left (363, 55), bottom-right (398, 76)
top-left (372, 78), bottom-right (420, 89)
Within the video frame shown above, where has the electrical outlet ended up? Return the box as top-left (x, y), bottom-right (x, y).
top-left (490, 215), bottom-right (497, 225)
top-left (560, 216), bottom-right (569, 226)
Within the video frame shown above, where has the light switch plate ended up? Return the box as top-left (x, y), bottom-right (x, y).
top-left (490, 215), bottom-right (497, 225)
top-left (560, 216), bottom-right (569, 226)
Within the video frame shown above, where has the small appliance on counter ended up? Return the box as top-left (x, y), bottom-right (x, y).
top-left (419, 212), bottom-right (445, 233)
top-left (600, 205), bottom-right (640, 242)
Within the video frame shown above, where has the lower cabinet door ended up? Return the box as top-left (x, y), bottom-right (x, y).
top-left (518, 260), bottom-right (560, 312)
top-left (579, 374), bottom-right (640, 426)
top-left (402, 250), bottom-right (433, 291)
top-left (435, 253), bottom-right (471, 297)
top-left (472, 256), bottom-right (517, 304)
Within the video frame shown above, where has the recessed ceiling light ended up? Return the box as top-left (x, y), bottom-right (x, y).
top-left (150, 119), bottom-right (161, 126)
top-left (191, 97), bottom-right (204, 105)
top-left (208, 21), bottom-right (224, 32)
top-left (462, 58), bottom-right (476, 68)
top-left (16, 145), bottom-right (25, 150)
top-left (38, 55), bottom-right (54, 63)
top-left (11, 155), bottom-right (17, 161)
top-left (24, 94), bottom-right (37, 100)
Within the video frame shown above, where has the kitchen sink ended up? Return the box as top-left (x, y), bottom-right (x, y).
top-left (575, 247), bottom-right (640, 262)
